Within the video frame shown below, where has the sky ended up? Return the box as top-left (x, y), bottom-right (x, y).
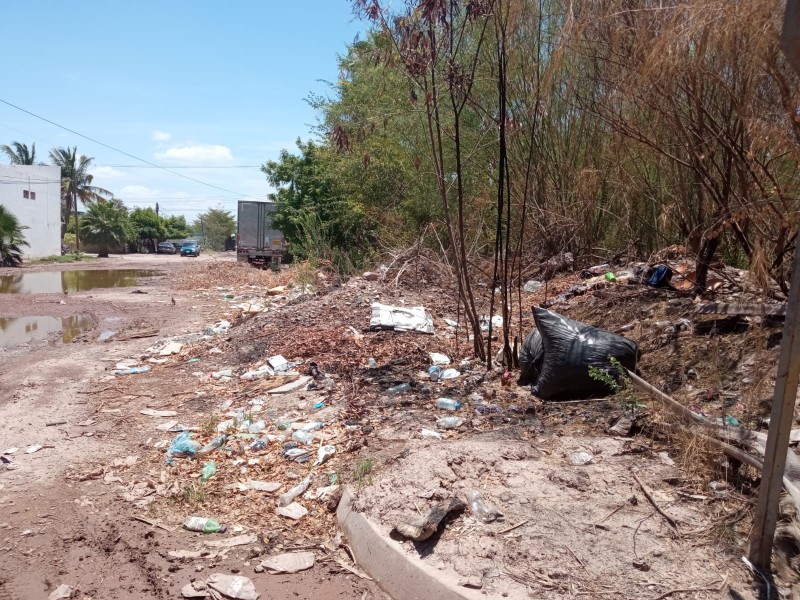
top-left (0, 1), bottom-right (365, 222)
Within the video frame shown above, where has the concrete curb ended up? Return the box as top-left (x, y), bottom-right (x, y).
top-left (336, 488), bottom-right (486, 600)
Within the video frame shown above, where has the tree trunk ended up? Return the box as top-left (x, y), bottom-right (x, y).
top-left (73, 193), bottom-right (80, 253)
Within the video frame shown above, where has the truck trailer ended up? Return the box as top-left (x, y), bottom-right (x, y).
top-left (236, 200), bottom-right (286, 267)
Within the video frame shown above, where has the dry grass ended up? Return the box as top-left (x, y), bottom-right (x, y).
top-left (172, 259), bottom-right (298, 291)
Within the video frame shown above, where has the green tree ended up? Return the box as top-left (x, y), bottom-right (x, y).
top-left (193, 208), bottom-right (235, 251)
top-left (49, 146), bottom-right (112, 250)
top-left (80, 200), bottom-right (131, 257)
top-left (162, 215), bottom-right (190, 239)
top-left (129, 207), bottom-right (165, 253)
top-left (1, 141), bottom-right (37, 165)
top-left (0, 205), bottom-right (29, 267)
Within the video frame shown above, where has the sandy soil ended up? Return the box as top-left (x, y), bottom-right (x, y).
top-left (0, 253), bottom-right (385, 600)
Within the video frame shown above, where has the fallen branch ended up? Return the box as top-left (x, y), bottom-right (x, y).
top-left (132, 516), bottom-right (173, 532)
top-left (631, 472), bottom-right (678, 530)
top-left (499, 519), bottom-right (530, 534)
top-left (45, 421), bottom-right (67, 427)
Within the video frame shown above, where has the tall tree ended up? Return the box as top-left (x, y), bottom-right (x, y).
top-left (193, 208), bottom-right (236, 251)
top-left (49, 146), bottom-right (112, 251)
top-left (0, 205), bottom-right (29, 267)
top-left (1, 141), bottom-right (37, 165)
top-left (129, 207), bottom-right (165, 253)
top-left (80, 200), bottom-right (131, 258)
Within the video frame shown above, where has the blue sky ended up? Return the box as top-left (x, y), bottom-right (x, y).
top-left (0, 1), bottom-right (364, 222)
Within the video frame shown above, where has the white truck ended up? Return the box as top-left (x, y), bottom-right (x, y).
top-left (236, 200), bottom-right (287, 267)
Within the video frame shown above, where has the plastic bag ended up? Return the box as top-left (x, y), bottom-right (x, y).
top-left (531, 307), bottom-right (639, 400)
top-left (517, 329), bottom-right (544, 386)
top-left (166, 431), bottom-right (199, 464)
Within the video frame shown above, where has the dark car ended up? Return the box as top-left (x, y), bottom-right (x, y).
top-left (157, 242), bottom-right (176, 254)
top-left (180, 241), bottom-right (201, 257)
top-left (171, 241), bottom-right (184, 251)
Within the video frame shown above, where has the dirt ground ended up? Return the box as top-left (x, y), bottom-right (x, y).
top-left (0, 253), bottom-right (384, 600)
top-left (0, 251), bottom-right (791, 599)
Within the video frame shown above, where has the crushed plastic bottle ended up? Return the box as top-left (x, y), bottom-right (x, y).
top-left (436, 416), bottom-right (464, 429)
top-left (440, 369), bottom-right (461, 380)
top-left (475, 403), bottom-right (502, 415)
top-left (428, 366), bottom-right (442, 382)
top-left (283, 448), bottom-right (310, 462)
top-left (247, 420), bottom-right (266, 434)
top-left (466, 490), bottom-right (504, 523)
top-left (292, 430), bottom-right (315, 445)
top-left (200, 461), bottom-right (217, 482)
top-left (183, 516), bottom-right (226, 533)
top-left (197, 434), bottom-right (228, 455)
top-left (420, 428), bottom-right (442, 439)
top-left (435, 397), bottom-right (462, 411)
top-left (299, 422), bottom-right (324, 432)
top-left (367, 357), bottom-right (379, 368)
top-left (312, 402), bottom-right (325, 410)
top-left (248, 438), bottom-right (268, 451)
top-left (277, 474), bottom-right (312, 507)
top-left (211, 369), bottom-right (233, 379)
top-left (386, 383), bottom-right (411, 395)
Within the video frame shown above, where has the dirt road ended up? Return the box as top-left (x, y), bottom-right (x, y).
top-left (0, 254), bottom-right (382, 600)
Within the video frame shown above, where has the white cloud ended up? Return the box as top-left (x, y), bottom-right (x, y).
top-left (92, 166), bottom-right (124, 179)
top-left (119, 184), bottom-right (158, 198)
top-left (154, 144), bottom-right (233, 164)
top-left (152, 130), bottom-right (171, 142)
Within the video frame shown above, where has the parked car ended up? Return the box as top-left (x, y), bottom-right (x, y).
top-left (157, 242), bottom-right (176, 254)
top-left (180, 241), bottom-right (201, 257)
top-left (171, 241), bottom-right (184, 251)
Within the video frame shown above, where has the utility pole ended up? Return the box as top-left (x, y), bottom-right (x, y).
top-left (748, 2), bottom-right (800, 570)
top-left (155, 202), bottom-right (160, 218)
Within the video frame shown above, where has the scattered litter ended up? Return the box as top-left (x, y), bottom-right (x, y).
top-left (430, 352), bottom-right (450, 365)
top-left (370, 303), bottom-right (434, 334)
top-left (260, 551), bottom-right (315, 574)
top-left (569, 451), bottom-right (594, 466)
top-left (166, 432), bottom-right (199, 464)
top-left (479, 315), bottom-right (503, 331)
top-left (267, 355), bottom-right (290, 372)
top-left (277, 475), bottom-right (311, 507)
top-left (170, 549), bottom-right (204, 559)
top-left (436, 416), bottom-right (464, 429)
top-left (657, 451), bottom-right (675, 466)
top-left (159, 341), bottom-right (184, 356)
top-left (276, 502), bottom-right (308, 520)
top-left (523, 280), bottom-right (544, 292)
top-left (440, 368), bottom-right (461, 380)
top-left (206, 573), bottom-right (259, 600)
top-left (184, 516), bottom-right (226, 533)
top-left (140, 409), bottom-right (178, 418)
top-left (435, 397), bottom-right (462, 411)
top-left (112, 366), bottom-right (152, 376)
top-left (4, 448), bottom-right (18, 455)
top-left (267, 376), bottom-right (311, 394)
top-left (314, 445), bottom-right (336, 466)
top-left (201, 461), bottom-right (217, 482)
top-left (48, 584), bottom-right (73, 600)
top-left (211, 369), bottom-right (233, 380)
top-left (420, 428), bottom-right (442, 439)
top-left (386, 382), bottom-right (411, 395)
top-left (466, 490), bottom-right (504, 523)
top-left (204, 533), bottom-right (258, 549)
top-left (247, 480), bottom-right (282, 493)
top-left (25, 445), bottom-right (43, 454)
top-left (393, 498), bottom-right (466, 541)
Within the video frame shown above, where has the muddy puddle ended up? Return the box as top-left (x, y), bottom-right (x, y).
top-left (0, 315), bottom-right (94, 346)
top-left (0, 269), bottom-right (159, 294)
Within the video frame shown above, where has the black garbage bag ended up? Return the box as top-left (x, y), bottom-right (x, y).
top-left (517, 329), bottom-right (544, 386)
top-left (530, 307), bottom-right (639, 400)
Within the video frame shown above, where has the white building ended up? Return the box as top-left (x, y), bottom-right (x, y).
top-left (0, 164), bottom-right (62, 258)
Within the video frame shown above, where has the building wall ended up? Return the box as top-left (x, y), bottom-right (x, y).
top-left (0, 165), bottom-right (62, 258)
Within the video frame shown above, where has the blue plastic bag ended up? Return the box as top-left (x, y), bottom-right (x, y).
top-left (166, 431), bottom-right (198, 464)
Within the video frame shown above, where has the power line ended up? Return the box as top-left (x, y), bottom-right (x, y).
top-left (0, 97), bottom-right (262, 200)
top-left (99, 164), bottom-right (262, 169)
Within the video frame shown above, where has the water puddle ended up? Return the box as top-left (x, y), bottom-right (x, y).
top-left (0, 315), bottom-right (95, 347)
top-left (0, 269), bottom-right (159, 294)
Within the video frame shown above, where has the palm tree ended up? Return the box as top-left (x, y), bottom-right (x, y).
top-left (79, 200), bottom-right (131, 257)
top-left (49, 146), bottom-right (112, 251)
top-left (1, 141), bottom-right (37, 165)
top-left (0, 205), bottom-right (29, 267)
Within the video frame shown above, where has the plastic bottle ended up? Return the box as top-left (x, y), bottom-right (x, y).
top-left (299, 422), bottom-right (324, 432)
top-left (248, 438), bottom-right (268, 451)
top-left (435, 397), bottom-right (462, 411)
top-left (466, 490), bottom-right (504, 523)
top-left (292, 430), bottom-right (315, 445)
top-left (428, 366), bottom-right (442, 382)
top-left (211, 369), bottom-right (233, 379)
top-left (277, 474), bottom-right (312, 507)
top-left (386, 383), bottom-right (411, 395)
top-left (200, 461), bottom-right (217, 482)
top-left (183, 516), bottom-right (226, 533)
top-left (197, 434), bottom-right (228, 455)
top-left (367, 358), bottom-right (379, 368)
top-left (247, 420), bottom-right (266, 434)
top-left (436, 416), bottom-right (464, 429)
top-left (112, 365), bottom-right (152, 375)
